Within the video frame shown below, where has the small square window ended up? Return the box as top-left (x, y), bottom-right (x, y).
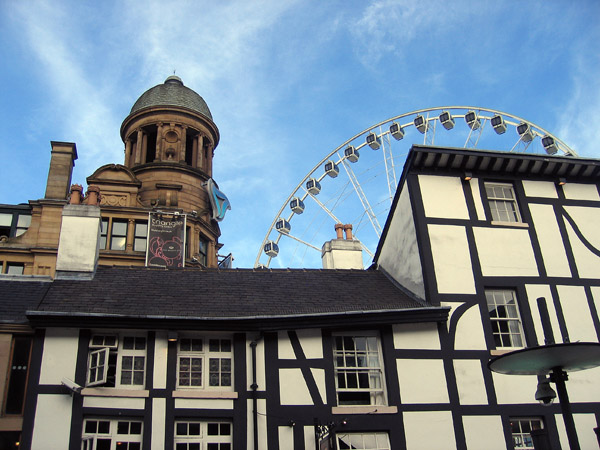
top-left (134, 221), bottom-right (148, 252)
top-left (511, 417), bottom-right (544, 449)
top-left (175, 421), bottom-right (232, 449)
top-left (177, 336), bottom-right (232, 390)
top-left (82, 418), bottom-right (142, 449)
top-left (485, 182), bottom-right (522, 223)
top-left (336, 432), bottom-right (390, 450)
top-left (333, 333), bottom-right (386, 406)
top-left (486, 289), bottom-right (525, 348)
top-left (86, 334), bottom-right (146, 389)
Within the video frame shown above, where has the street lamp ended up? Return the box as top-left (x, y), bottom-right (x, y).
top-left (488, 298), bottom-right (600, 450)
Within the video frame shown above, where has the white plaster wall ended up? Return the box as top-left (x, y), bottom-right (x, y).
top-left (557, 285), bottom-right (597, 342)
top-left (473, 227), bottom-right (539, 277)
top-left (418, 174), bottom-right (469, 219)
top-left (446, 303), bottom-right (487, 350)
top-left (392, 323), bottom-right (440, 350)
top-left (311, 368), bottom-right (327, 404)
top-left (278, 426), bottom-right (294, 450)
top-left (151, 398), bottom-right (166, 450)
top-left (556, 413), bottom-right (600, 450)
top-left (529, 204), bottom-right (571, 277)
top-left (277, 331), bottom-right (295, 359)
top-left (397, 359), bottom-right (449, 404)
top-left (522, 180), bottom-right (558, 198)
top-left (297, 329), bottom-right (323, 359)
top-left (562, 183), bottom-right (600, 201)
top-left (174, 398), bottom-right (234, 409)
top-left (39, 328), bottom-right (79, 384)
top-left (593, 287), bottom-right (600, 321)
top-left (428, 224), bottom-right (476, 294)
top-left (492, 372), bottom-right (537, 404)
top-left (463, 416), bottom-right (505, 450)
top-left (564, 205), bottom-right (600, 278)
top-left (30, 394), bottom-right (73, 450)
top-left (403, 411), bottom-right (456, 450)
top-left (560, 366), bottom-right (600, 403)
top-left (377, 186), bottom-right (425, 299)
top-left (564, 206), bottom-right (600, 248)
top-left (279, 368), bottom-right (312, 405)
top-left (565, 223), bottom-right (600, 279)
top-left (247, 337), bottom-right (266, 392)
top-left (153, 332), bottom-right (168, 389)
top-left (469, 178), bottom-right (486, 220)
top-left (83, 396), bottom-right (145, 409)
top-left (454, 360), bottom-right (487, 404)
top-left (525, 285), bottom-right (564, 345)
top-left (304, 426), bottom-right (315, 449)
top-left (247, 398), bottom-right (267, 450)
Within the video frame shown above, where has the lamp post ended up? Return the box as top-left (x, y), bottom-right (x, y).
top-left (488, 298), bottom-right (600, 450)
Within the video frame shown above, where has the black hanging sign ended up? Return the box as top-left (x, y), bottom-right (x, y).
top-left (146, 212), bottom-right (186, 268)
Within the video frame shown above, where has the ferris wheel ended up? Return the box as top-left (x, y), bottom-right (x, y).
top-left (255, 106), bottom-right (577, 269)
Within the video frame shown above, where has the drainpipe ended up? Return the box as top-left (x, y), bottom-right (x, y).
top-left (250, 334), bottom-right (263, 450)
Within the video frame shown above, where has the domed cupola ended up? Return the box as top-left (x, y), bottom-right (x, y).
top-left (119, 76), bottom-right (221, 214)
top-left (130, 75), bottom-right (214, 121)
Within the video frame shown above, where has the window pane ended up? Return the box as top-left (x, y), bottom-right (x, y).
top-left (111, 236), bottom-right (126, 250)
top-left (112, 221), bottom-right (127, 236)
top-left (17, 214), bottom-right (31, 228)
top-left (6, 263), bottom-right (24, 275)
top-left (0, 213), bottom-right (12, 227)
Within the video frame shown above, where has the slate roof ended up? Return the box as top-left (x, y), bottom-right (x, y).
top-left (0, 277), bottom-right (50, 324)
top-left (29, 266), bottom-right (447, 330)
top-left (130, 76), bottom-right (213, 120)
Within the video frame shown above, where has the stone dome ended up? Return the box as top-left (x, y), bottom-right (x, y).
top-left (130, 76), bottom-right (213, 120)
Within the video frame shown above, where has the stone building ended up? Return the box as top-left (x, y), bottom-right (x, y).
top-left (0, 75), bottom-right (227, 277)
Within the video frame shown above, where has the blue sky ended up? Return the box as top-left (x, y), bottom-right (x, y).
top-left (1, 1), bottom-right (599, 268)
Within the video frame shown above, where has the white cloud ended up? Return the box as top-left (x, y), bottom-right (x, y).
top-left (554, 56), bottom-right (600, 158)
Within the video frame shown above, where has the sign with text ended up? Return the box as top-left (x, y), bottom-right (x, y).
top-left (146, 212), bottom-right (186, 268)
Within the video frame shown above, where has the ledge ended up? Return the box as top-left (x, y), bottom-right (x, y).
top-left (172, 391), bottom-right (238, 399)
top-left (81, 388), bottom-right (149, 398)
top-left (490, 349), bottom-right (520, 356)
top-left (490, 221), bottom-right (529, 228)
top-left (332, 405), bottom-right (397, 415)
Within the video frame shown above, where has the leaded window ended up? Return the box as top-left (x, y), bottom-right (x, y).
top-left (333, 334), bottom-right (386, 406)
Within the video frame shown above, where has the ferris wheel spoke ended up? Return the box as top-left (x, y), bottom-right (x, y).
top-left (340, 159), bottom-right (383, 237)
top-left (278, 231), bottom-right (321, 252)
top-left (464, 114), bottom-right (487, 148)
top-left (304, 189), bottom-right (343, 224)
top-left (380, 131), bottom-right (398, 201)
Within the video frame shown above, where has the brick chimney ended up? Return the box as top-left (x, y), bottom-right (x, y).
top-left (44, 141), bottom-right (78, 200)
top-left (321, 223), bottom-right (364, 269)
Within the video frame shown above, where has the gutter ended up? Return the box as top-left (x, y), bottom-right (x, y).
top-left (26, 306), bottom-right (450, 330)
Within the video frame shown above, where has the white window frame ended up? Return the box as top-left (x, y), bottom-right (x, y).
top-left (510, 417), bottom-right (544, 450)
top-left (484, 182), bottom-right (522, 223)
top-left (176, 336), bottom-right (233, 390)
top-left (485, 289), bottom-right (526, 349)
top-left (333, 333), bottom-right (387, 406)
top-left (82, 418), bottom-right (143, 450)
top-left (336, 432), bottom-right (391, 450)
top-left (86, 334), bottom-right (146, 389)
top-left (174, 421), bottom-right (232, 450)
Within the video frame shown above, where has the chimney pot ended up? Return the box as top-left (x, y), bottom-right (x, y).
top-left (85, 186), bottom-right (101, 206)
top-left (69, 184), bottom-right (84, 205)
top-left (335, 223), bottom-right (344, 239)
top-left (343, 224), bottom-right (353, 240)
